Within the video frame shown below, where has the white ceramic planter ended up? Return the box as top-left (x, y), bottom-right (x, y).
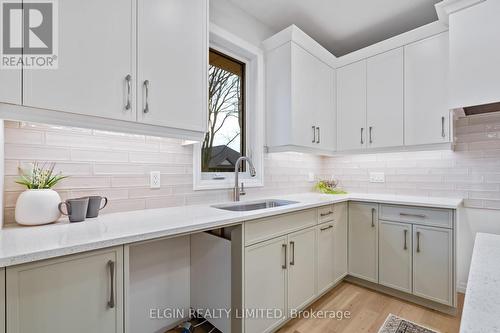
top-left (15, 189), bottom-right (62, 226)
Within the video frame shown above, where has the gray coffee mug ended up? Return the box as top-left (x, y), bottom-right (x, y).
top-left (58, 197), bottom-right (89, 223)
top-left (86, 196), bottom-right (108, 218)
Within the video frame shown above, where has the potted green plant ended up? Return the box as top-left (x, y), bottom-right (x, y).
top-left (14, 162), bottom-right (68, 226)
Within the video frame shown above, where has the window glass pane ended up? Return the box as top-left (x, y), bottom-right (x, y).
top-left (202, 49), bottom-right (245, 173)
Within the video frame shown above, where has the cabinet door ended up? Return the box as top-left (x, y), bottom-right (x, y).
top-left (6, 247), bottom-right (123, 333)
top-left (0, 71), bottom-right (21, 105)
top-left (137, 0), bottom-right (207, 132)
top-left (337, 61), bottom-right (367, 151)
top-left (287, 227), bottom-right (316, 312)
top-left (292, 43), bottom-right (335, 150)
top-left (413, 225), bottom-right (453, 306)
top-left (379, 221), bottom-right (412, 293)
top-left (245, 237), bottom-right (287, 333)
top-left (348, 202), bottom-right (378, 283)
top-left (317, 223), bottom-right (335, 295)
top-left (333, 202), bottom-right (348, 284)
top-left (23, 0), bottom-right (134, 121)
top-left (405, 33), bottom-right (449, 145)
top-left (0, 268), bottom-right (4, 333)
top-left (367, 48), bottom-right (404, 148)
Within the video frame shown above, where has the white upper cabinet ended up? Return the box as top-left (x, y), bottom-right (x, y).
top-left (337, 61), bottom-right (367, 151)
top-left (23, 0), bottom-right (135, 122)
top-left (449, 0), bottom-right (500, 109)
top-left (366, 48), bottom-right (404, 148)
top-left (405, 32), bottom-right (450, 145)
top-left (264, 26), bottom-right (336, 154)
top-left (0, 71), bottom-right (21, 106)
top-left (137, 0), bottom-right (207, 132)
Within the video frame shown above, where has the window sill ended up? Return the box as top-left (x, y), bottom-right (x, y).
top-left (193, 177), bottom-right (264, 191)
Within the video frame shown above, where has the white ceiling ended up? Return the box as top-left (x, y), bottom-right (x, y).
top-left (226, 0), bottom-right (441, 56)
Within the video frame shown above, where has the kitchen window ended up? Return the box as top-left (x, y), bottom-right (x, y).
top-left (202, 49), bottom-right (246, 173)
top-left (193, 25), bottom-right (264, 190)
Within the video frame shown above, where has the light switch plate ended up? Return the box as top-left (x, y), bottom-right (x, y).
top-left (308, 172), bottom-right (315, 182)
top-left (150, 171), bottom-right (161, 189)
top-left (369, 172), bottom-right (385, 183)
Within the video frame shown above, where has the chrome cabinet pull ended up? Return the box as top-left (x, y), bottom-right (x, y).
top-left (371, 208), bottom-right (376, 228)
top-left (400, 213), bottom-right (426, 219)
top-left (125, 74), bottom-right (132, 111)
top-left (107, 260), bottom-right (115, 309)
top-left (441, 116), bottom-right (446, 138)
top-left (320, 211), bottom-right (333, 217)
top-left (369, 126), bottom-right (373, 144)
top-left (404, 229), bottom-right (408, 250)
top-left (320, 225), bottom-right (333, 231)
top-left (290, 241), bottom-right (295, 266)
top-left (143, 80), bottom-right (150, 114)
top-left (360, 128), bottom-right (364, 145)
top-left (312, 126), bottom-right (316, 143)
top-left (282, 244), bottom-right (287, 269)
top-left (316, 127), bottom-right (320, 144)
top-left (416, 231), bottom-right (421, 253)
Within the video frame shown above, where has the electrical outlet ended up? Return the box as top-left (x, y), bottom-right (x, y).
top-left (369, 172), bottom-right (385, 183)
top-left (150, 171), bottom-right (161, 189)
top-left (308, 172), bottom-right (315, 182)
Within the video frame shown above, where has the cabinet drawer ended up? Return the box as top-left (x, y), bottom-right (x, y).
top-left (318, 205), bottom-right (335, 223)
top-left (245, 209), bottom-right (316, 246)
top-left (379, 205), bottom-right (453, 228)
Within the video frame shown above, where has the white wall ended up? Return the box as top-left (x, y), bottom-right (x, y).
top-left (210, 0), bottom-right (274, 46)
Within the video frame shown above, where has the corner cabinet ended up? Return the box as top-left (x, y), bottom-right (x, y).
top-left (264, 25), bottom-right (336, 154)
top-left (348, 202), bottom-right (379, 283)
top-left (0, 0), bottom-right (208, 140)
top-left (6, 247), bottom-right (123, 333)
top-left (337, 48), bottom-right (404, 151)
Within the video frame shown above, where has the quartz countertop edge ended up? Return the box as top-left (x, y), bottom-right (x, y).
top-left (0, 193), bottom-right (463, 268)
top-left (460, 233), bottom-right (500, 333)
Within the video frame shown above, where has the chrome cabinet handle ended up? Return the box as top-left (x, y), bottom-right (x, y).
top-left (404, 229), bottom-right (408, 250)
top-left (371, 208), bottom-right (376, 228)
top-left (320, 211), bottom-right (333, 217)
top-left (282, 244), bottom-right (287, 269)
top-left (290, 241), bottom-right (295, 266)
top-left (312, 126), bottom-right (316, 143)
top-left (316, 127), bottom-right (320, 144)
top-left (143, 80), bottom-right (150, 114)
top-left (369, 126), bottom-right (373, 144)
top-left (441, 116), bottom-right (446, 138)
top-left (416, 231), bottom-right (421, 253)
top-left (107, 260), bottom-right (115, 309)
top-left (125, 74), bottom-right (132, 111)
top-left (320, 225), bottom-right (333, 231)
top-left (360, 128), bottom-right (364, 145)
top-left (400, 213), bottom-right (426, 219)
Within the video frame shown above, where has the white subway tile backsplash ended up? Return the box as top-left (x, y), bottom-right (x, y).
top-left (70, 149), bottom-right (129, 163)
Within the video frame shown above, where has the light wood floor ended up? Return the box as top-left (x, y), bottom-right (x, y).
top-left (277, 282), bottom-right (464, 333)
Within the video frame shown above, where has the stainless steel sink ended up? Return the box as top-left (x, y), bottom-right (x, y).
top-left (212, 199), bottom-right (299, 212)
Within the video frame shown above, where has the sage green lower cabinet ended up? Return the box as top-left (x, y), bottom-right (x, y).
top-left (379, 221), bottom-right (412, 293)
top-left (244, 236), bottom-right (288, 333)
top-left (317, 222), bottom-right (335, 294)
top-left (1, 268), bottom-right (5, 333)
top-left (287, 228), bottom-right (316, 312)
top-left (333, 202), bottom-right (348, 284)
top-left (6, 247), bottom-right (123, 333)
top-left (413, 225), bottom-right (453, 306)
top-left (348, 202), bottom-right (379, 283)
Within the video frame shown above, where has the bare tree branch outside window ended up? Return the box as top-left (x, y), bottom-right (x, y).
top-left (202, 50), bottom-right (245, 173)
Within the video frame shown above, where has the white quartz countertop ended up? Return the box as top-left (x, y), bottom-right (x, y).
top-left (0, 192), bottom-right (462, 268)
top-left (460, 233), bottom-right (500, 333)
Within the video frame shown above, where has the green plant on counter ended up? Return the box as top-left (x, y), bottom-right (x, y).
top-left (15, 162), bottom-right (68, 189)
top-left (314, 180), bottom-right (347, 195)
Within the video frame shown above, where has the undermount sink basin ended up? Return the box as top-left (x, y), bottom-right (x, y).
top-left (212, 199), bottom-right (299, 212)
